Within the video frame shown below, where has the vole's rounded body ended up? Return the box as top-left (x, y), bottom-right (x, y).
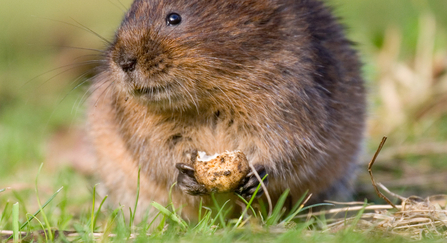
top-left (88, 0), bottom-right (365, 219)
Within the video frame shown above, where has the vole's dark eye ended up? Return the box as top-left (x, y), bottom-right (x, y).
top-left (166, 13), bottom-right (182, 26)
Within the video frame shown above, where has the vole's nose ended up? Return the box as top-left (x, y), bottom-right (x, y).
top-left (113, 30), bottom-right (170, 77)
top-left (118, 56), bottom-right (137, 73)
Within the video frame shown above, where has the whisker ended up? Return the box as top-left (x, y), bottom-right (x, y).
top-left (69, 17), bottom-right (112, 45)
top-left (21, 61), bottom-right (97, 89)
top-left (214, 85), bottom-right (237, 112)
top-left (69, 74), bottom-right (98, 115)
top-left (71, 54), bottom-right (106, 62)
top-left (42, 73), bottom-right (94, 137)
top-left (28, 43), bottom-right (106, 54)
top-left (33, 16), bottom-right (111, 45)
top-left (175, 80), bottom-right (199, 114)
top-left (75, 77), bottom-right (99, 112)
top-left (116, 0), bottom-right (129, 11)
top-left (94, 81), bottom-right (115, 108)
top-left (54, 45), bottom-right (105, 53)
top-left (24, 60), bottom-right (102, 94)
top-left (42, 68), bottom-right (96, 122)
top-left (80, 77), bottom-right (111, 109)
top-left (108, 0), bottom-right (127, 13)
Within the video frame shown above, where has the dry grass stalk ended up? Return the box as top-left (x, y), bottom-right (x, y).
top-left (306, 137), bottom-right (447, 240)
top-left (314, 187), bottom-right (447, 240)
top-left (367, 136), bottom-right (397, 209)
top-left (0, 230), bottom-right (148, 241)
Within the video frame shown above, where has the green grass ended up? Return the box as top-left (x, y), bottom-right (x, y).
top-left (1, 0), bottom-right (447, 242)
top-left (0, 170), bottom-right (443, 242)
top-left (0, 166), bottom-right (423, 242)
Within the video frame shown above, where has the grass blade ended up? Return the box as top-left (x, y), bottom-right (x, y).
top-left (12, 202), bottom-right (19, 243)
top-left (236, 194), bottom-right (257, 216)
top-left (102, 206), bottom-right (122, 240)
top-left (193, 209), bottom-right (212, 231)
top-left (288, 192), bottom-right (308, 215)
top-left (91, 184), bottom-right (98, 234)
top-left (130, 167), bottom-right (141, 227)
top-left (150, 202), bottom-right (187, 229)
top-left (198, 198), bottom-right (203, 222)
top-left (234, 174), bottom-right (267, 228)
top-left (1, 201), bottom-right (11, 224)
top-left (35, 163), bottom-right (53, 240)
top-left (168, 182), bottom-right (176, 214)
top-left (345, 200), bottom-right (368, 232)
top-left (210, 200), bottom-right (230, 227)
top-left (7, 186), bottom-right (64, 241)
top-left (93, 195), bottom-right (108, 232)
top-left (25, 214), bottom-right (47, 240)
top-left (0, 188), bottom-right (6, 193)
top-left (147, 211), bottom-right (162, 230)
top-left (283, 192), bottom-right (309, 224)
top-left (299, 203), bottom-right (333, 212)
top-left (266, 189), bottom-right (290, 226)
top-left (211, 193), bottom-right (226, 227)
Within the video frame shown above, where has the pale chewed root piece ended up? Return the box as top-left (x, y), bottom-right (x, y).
top-left (176, 150), bottom-right (267, 199)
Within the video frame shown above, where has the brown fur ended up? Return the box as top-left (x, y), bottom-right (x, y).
top-left (88, 0), bottom-right (366, 220)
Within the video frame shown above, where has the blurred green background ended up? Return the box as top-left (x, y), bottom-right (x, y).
top-left (1, 0), bottom-right (447, 225)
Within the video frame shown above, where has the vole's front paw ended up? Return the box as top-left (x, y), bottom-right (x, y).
top-left (237, 164), bottom-right (268, 199)
top-left (176, 163), bottom-right (209, 196)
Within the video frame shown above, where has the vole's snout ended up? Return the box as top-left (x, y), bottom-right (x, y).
top-left (114, 48), bottom-right (137, 73)
top-left (114, 42), bottom-right (171, 78)
top-left (119, 57), bottom-right (137, 73)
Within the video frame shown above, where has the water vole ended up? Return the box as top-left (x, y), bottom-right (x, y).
top-left (88, 0), bottom-right (365, 219)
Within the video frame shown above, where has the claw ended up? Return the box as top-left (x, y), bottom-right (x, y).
top-left (176, 163), bottom-right (208, 196)
top-left (176, 163), bottom-right (195, 177)
top-left (237, 164), bottom-right (268, 199)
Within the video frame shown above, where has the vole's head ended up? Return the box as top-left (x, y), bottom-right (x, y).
top-left (104, 0), bottom-right (294, 112)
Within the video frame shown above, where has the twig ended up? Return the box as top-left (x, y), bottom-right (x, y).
top-left (0, 230), bottom-right (148, 240)
top-left (302, 193), bottom-right (312, 207)
top-left (377, 183), bottom-right (406, 201)
top-left (368, 137), bottom-right (397, 209)
top-left (295, 204), bottom-right (401, 218)
top-left (0, 230), bottom-right (28, 236)
top-left (324, 200), bottom-right (371, 206)
top-left (248, 163), bottom-right (272, 217)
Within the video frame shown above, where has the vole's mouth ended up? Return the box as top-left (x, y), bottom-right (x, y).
top-left (133, 84), bottom-right (171, 96)
top-left (127, 80), bottom-right (198, 110)
top-left (130, 82), bottom-right (188, 106)
top-left (132, 83), bottom-right (174, 96)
